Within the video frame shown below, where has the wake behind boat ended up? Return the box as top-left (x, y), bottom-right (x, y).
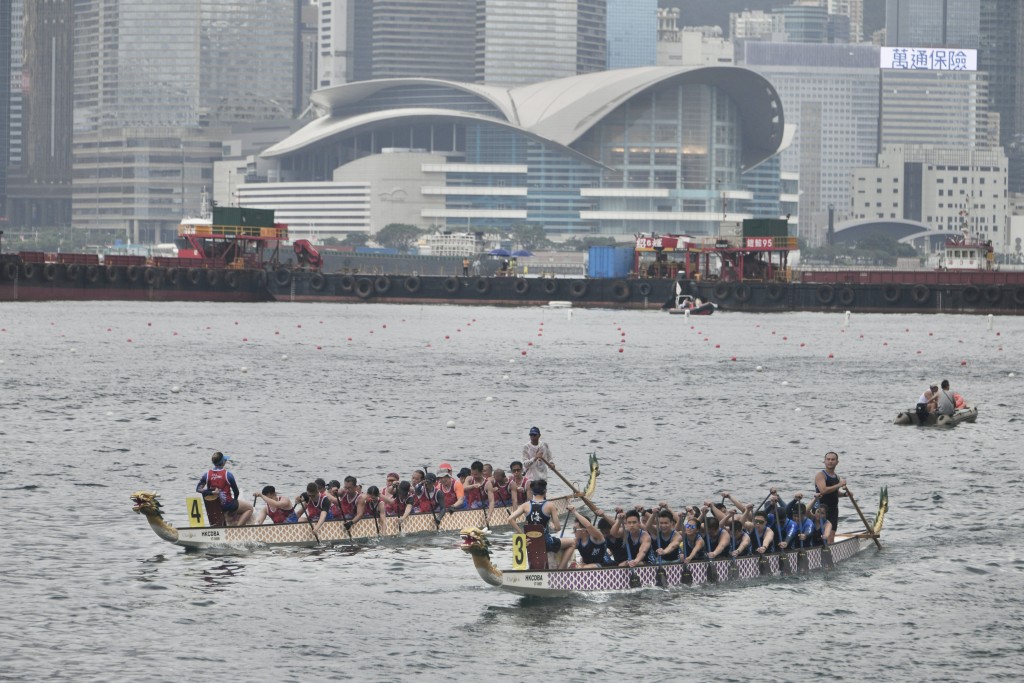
top-left (461, 488), bottom-right (887, 598)
top-left (131, 455), bottom-right (598, 549)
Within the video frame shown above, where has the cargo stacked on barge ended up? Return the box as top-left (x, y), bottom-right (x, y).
top-left (0, 207), bottom-right (286, 302)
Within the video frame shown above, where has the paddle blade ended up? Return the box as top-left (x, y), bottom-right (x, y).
top-left (797, 549), bottom-right (809, 573)
top-left (821, 545), bottom-right (834, 570)
top-left (655, 566), bottom-right (667, 588)
top-left (682, 565), bottom-right (693, 586)
top-left (758, 554), bottom-right (770, 576)
top-left (628, 570), bottom-right (642, 589)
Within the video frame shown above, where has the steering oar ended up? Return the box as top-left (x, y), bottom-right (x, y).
top-left (843, 486), bottom-right (882, 549)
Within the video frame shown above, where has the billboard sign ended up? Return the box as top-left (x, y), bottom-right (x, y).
top-left (880, 47), bottom-right (976, 72)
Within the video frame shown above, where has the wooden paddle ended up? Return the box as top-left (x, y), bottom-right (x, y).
top-left (843, 486), bottom-right (882, 549)
top-left (702, 512), bottom-right (718, 584)
top-left (539, 457), bottom-right (602, 517)
top-left (797, 503), bottom-right (809, 573)
top-left (301, 495), bottom-right (323, 547)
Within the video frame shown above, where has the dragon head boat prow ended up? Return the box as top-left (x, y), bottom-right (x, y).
top-left (460, 527), bottom-right (503, 587)
top-left (130, 491), bottom-right (179, 544)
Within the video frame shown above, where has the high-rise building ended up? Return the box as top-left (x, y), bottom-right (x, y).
top-left (607, 0), bottom-right (656, 69)
top-left (828, 0), bottom-right (864, 43)
top-left (476, 0), bottom-right (606, 87)
top-left (5, 0), bottom-right (73, 228)
top-left (72, 0), bottom-right (299, 241)
top-left (744, 42), bottom-right (881, 245)
top-left (1, 0), bottom-right (11, 221)
top-left (980, 0), bottom-right (1024, 192)
top-left (885, 0), bottom-right (980, 49)
top-left (774, 3), bottom-right (828, 44)
top-left (880, 70), bottom-right (994, 149)
top-left (317, 1), bottom-right (477, 87)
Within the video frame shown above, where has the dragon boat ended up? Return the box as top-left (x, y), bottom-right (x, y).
top-left (893, 406), bottom-right (978, 426)
top-left (460, 488), bottom-right (887, 598)
top-left (131, 454), bottom-right (598, 549)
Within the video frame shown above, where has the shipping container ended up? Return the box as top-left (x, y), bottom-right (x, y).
top-left (587, 246), bottom-right (633, 279)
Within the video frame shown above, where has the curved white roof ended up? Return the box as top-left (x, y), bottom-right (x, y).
top-left (266, 67), bottom-right (785, 170)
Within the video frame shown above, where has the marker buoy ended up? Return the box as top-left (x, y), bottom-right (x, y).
top-left (987, 314), bottom-right (994, 331)
top-left (1009, 372), bottom-right (1015, 377)
top-left (485, 397), bottom-right (494, 402)
top-left (960, 360), bottom-right (967, 366)
top-left (528, 342), bottom-right (533, 346)
top-left (173, 332), bottom-right (178, 336)
top-left (275, 331), bottom-right (280, 335)
top-left (756, 365), bottom-right (763, 372)
top-left (240, 367), bottom-right (248, 373)
top-left (70, 348), bottom-right (77, 354)
top-left (446, 420), bottom-right (456, 429)
top-left (521, 351), bottom-right (527, 356)
top-left (445, 335), bottom-right (450, 340)
top-left (281, 354), bottom-right (288, 360)
top-left (781, 380), bottom-right (788, 385)
top-left (795, 407), bottom-right (802, 412)
top-left (127, 338), bottom-right (132, 343)
top-left (799, 342), bottom-right (805, 347)
top-left (148, 322), bottom-right (153, 327)
top-left (731, 356), bottom-right (737, 361)
top-left (715, 344), bottom-right (720, 348)
top-left (234, 322), bottom-right (238, 325)
top-left (502, 375), bottom-right (509, 380)
top-left (297, 324), bottom-right (302, 328)
top-left (316, 346), bottom-right (322, 350)
top-left (618, 348), bottom-right (624, 353)
top-left (347, 337), bottom-right (352, 341)
top-left (828, 354), bottom-right (834, 359)
top-left (382, 324), bottom-right (387, 329)
top-left (171, 386), bottom-right (181, 393)
top-left (782, 336), bottom-right (788, 341)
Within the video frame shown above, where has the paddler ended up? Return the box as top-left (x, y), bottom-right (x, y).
top-left (436, 463), bottom-right (465, 512)
top-left (566, 504), bottom-right (607, 568)
top-left (508, 479), bottom-right (576, 569)
top-left (253, 485), bottom-right (298, 525)
top-left (196, 452), bottom-right (252, 526)
top-left (462, 461), bottom-right (487, 510)
top-left (299, 481), bottom-right (334, 535)
top-left (609, 508), bottom-right (651, 568)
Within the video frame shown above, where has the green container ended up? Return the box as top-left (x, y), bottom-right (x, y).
top-left (743, 218), bottom-right (789, 238)
top-left (212, 206), bottom-right (275, 227)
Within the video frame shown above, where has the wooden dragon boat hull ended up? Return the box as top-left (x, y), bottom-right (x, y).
top-left (462, 487), bottom-right (887, 598)
top-left (893, 406), bottom-right (978, 426)
top-left (132, 455), bottom-right (598, 549)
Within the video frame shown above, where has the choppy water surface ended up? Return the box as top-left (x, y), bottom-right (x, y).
top-left (1, 302), bottom-right (1022, 682)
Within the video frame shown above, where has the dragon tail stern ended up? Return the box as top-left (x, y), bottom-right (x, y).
top-left (872, 487), bottom-right (888, 536)
top-left (583, 452), bottom-right (600, 498)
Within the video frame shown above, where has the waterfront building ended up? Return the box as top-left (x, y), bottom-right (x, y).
top-left (743, 42), bottom-right (880, 245)
top-left (71, 0), bottom-right (299, 242)
top-left (607, 0), bottom-right (657, 69)
top-left (828, 0), bottom-right (864, 43)
top-left (885, 0), bottom-right (980, 49)
top-left (850, 145), bottom-right (1008, 247)
top-left (880, 68), bottom-right (994, 150)
top-left (250, 67), bottom-right (785, 242)
top-left (657, 11), bottom-right (733, 68)
top-left (0, 0), bottom-right (12, 221)
top-left (774, 3), bottom-right (828, 44)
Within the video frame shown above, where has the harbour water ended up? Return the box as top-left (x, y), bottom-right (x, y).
top-left (1, 302), bottom-right (1022, 682)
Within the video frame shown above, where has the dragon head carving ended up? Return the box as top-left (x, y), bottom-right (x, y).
top-left (460, 527), bottom-right (492, 558)
top-left (131, 491), bottom-right (164, 518)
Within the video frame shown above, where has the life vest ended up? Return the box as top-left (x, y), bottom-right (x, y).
top-left (954, 393), bottom-right (965, 409)
top-left (206, 469), bottom-right (233, 505)
top-left (439, 479), bottom-right (459, 508)
top-left (266, 496), bottom-right (293, 524)
top-left (305, 493), bottom-right (331, 522)
top-left (338, 491), bottom-right (359, 520)
top-left (464, 476), bottom-right (485, 509)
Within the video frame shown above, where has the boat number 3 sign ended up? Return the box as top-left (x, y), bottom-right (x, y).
top-left (186, 496), bottom-right (206, 528)
top-left (512, 534), bottom-right (528, 570)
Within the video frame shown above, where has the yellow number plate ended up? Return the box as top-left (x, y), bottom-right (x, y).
top-left (512, 533), bottom-right (528, 570)
top-left (186, 496), bottom-right (206, 528)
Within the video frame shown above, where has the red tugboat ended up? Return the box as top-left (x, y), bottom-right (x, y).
top-left (0, 207), bottom-right (287, 302)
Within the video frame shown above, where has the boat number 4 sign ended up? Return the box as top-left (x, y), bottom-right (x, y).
top-left (186, 496), bottom-right (206, 528)
top-left (512, 534), bottom-right (528, 570)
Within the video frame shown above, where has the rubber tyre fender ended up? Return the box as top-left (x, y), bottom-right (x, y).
top-left (766, 283), bottom-right (783, 301)
top-left (126, 265), bottom-right (141, 283)
top-left (43, 263), bottom-right (57, 282)
top-left (912, 284), bottom-right (930, 304)
top-left (734, 284), bottom-right (751, 302)
top-left (474, 277), bottom-right (490, 294)
top-left (309, 272), bottom-right (326, 292)
top-left (1014, 287), bottom-right (1024, 306)
top-left (816, 285), bottom-right (835, 305)
top-left (443, 277), bottom-right (459, 294)
top-left (881, 284), bottom-right (900, 303)
top-left (638, 282), bottom-right (652, 297)
top-left (22, 263), bottom-right (38, 280)
top-left (86, 265), bottom-right (100, 283)
top-left (167, 268), bottom-right (180, 286)
top-left (984, 285), bottom-right (1001, 304)
top-left (206, 269), bottom-right (220, 287)
top-left (838, 287), bottom-right (855, 306)
top-left (611, 280), bottom-right (631, 301)
top-left (339, 274), bottom-right (354, 292)
top-left (713, 282), bottom-right (730, 300)
top-left (105, 265), bottom-right (119, 283)
top-left (513, 278), bottom-right (529, 295)
top-left (225, 271), bottom-right (239, 289)
top-left (65, 264), bottom-right (80, 281)
top-left (5, 262), bottom-right (20, 280)
top-left (374, 276), bottom-right (391, 294)
top-left (356, 277), bottom-right (374, 299)
top-left (274, 268), bottom-right (292, 287)
top-left (404, 276), bottom-right (421, 293)
top-left (543, 279), bottom-right (558, 295)
top-left (144, 268), bottom-right (160, 286)
top-left (962, 285), bottom-right (980, 304)
top-left (569, 280), bottom-right (588, 299)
